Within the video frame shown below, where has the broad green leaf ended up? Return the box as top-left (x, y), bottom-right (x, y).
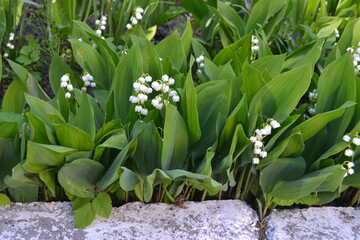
top-left (8, 186), bottom-right (38, 203)
top-left (192, 80), bottom-right (231, 160)
top-left (2, 78), bottom-right (26, 113)
top-left (0, 139), bottom-right (20, 190)
top-left (74, 202), bottom-right (96, 228)
top-left (94, 119), bottom-right (122, 145)
top-left (326, 18), bottom-right (360, 65)
top-left (140, 40), bottom-right (162, 80)
top-left (72, 197), bottom-right (91, 211)
top-left (0, 194), bottom-right (11, 206)
top-left (25, 94), bottom-right (65, 127)
top-left (112, 44), bottom-right (143, 123)
top-left (248, 65), bottom-right (312, 133)
top-left (94, 130), bottom-right (128, 161)
top-left (69, 39), bottom-right (111, 89)
top-left (8, 60), bottom-right (50, 101)
top-left (218, 96), bottom-right (248, 154)
top-left (179, 0), bottom-right (209, 18)
top-left (53, 124), bottom-right (95, 151)
top-left (52, 0), bottom-right (72, 26)
top-left (311, 17), bottom-right (343, 38)
top-left (166, 169), bottom-right (222, 195)
top-left (119, 167), bottom-right (139, 191)
top-left (246, 0), bottom-right (287, 33)
top-left (97, 141), bottom-right (136, 190)
top-left (4, 163), bottom-right (41, 189)
top-left (49, 55), bottom-right (75, 95)
top-left (92, 192), bottom-right (112, 218)
top-left (70, 92), bottom-right (96, 140)
top-left (133, 122), bottom-right (162, 178)
top-left (264, 2), bottom-right (289, 38)
top-left (144, 169), bottom-right (172, 202)
top-left (316, 53), bottom-right (356, 145)
top-left (26, 113), bottom-right (57, 145)
top-left (250, 54), bottom-right (286, 79)
top-left (181, 19), bottom-right (193, 57)
top-left (282, 39), bottom-right (325, 71)
top-left (155, 30), bottom-right (186, 70)
top-left (38, 169), bottom-right (56, 196)
top-left (217, 1), bottom-right (245, 38)
top-left (58, 159), bottom-right (104, 198)
top-left (182, 70), bottom-right (201, 145)
top-left (292, 102), bottom-right (355, 141)
top-left (260, 157), bottom-right (306, 193)
top-left (23, 141), bottom-right (76, 173)
top-left (241, 62), bottom-right (265, 104)
top-left (161, 104), bottom-right (189, 170)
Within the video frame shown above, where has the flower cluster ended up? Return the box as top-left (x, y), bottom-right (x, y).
top-left (346, 43), bottom-right (360, 73)
top-left (129, 74), bottom-right (179, 115)
top-left (251, 35), bottom-right (259, 61)
top-left (334, 29), bottom-right (340, 38)
top-left (343, 134), bottom-right (360, 158)
top-left (60, 74), bottom-right (73, 99)
top-left (126, 7), bottom-right (144, 30)
top-left (95, 16), bottom-right (107, 38)
top-left (251, 119), bottom-right (281, 165)
top-left (343, 161), bottom-right (355, 177)
top-left (4, 32), bottom-right (15, 58)
top-left (81, 72), bottom-right (96, 91)
top-left (308, 89), bottom-right (318, 116)
top-left (196, 54), bottom-right (205, 74)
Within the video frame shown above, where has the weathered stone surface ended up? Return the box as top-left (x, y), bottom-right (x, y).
top-left (0, 200), bottom-right (259, 240)
top-left (265, 206), bottom-right (360, 240)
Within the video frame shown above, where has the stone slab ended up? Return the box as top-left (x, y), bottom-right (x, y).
top-left (265, 206), bottom-right (360, 240)
top-left (0, 200), bottom-right (259, 240)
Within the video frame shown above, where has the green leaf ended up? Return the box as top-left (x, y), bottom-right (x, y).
top-left (166, 169), bottom-right (221, 195)
top-left (58, 159), bottom-right (104, 198)
top-left (326, 18), bottom-right (360, 65)
top-left (144, 169), bottom-right (172, 202)
top-left (179, 0), bottom-right (209, 18)
top-left (8, 60), bottom-right (50, 101)
top-left (182, 70), bottom-right (201, 145)
top-left (0, 194), bottom-right (11, 206)
top-left (97, 141), bottom-right (136, 190)
top-left (52, 0), bottom-right (72, 26)
top-left (4, 162), bottom-right (41, 189)
top-left (241, 61), bottom-right (265, 104)
top-left (248, 65), bottom-right (312, 132)
top-left (246, 0), bottom-right (287, 33)
top-left (92, 192), bottom-right (112, 218)
top-left (23, 141), bottom-right (76, 173)
top-left (291, 101), bottom-right (356, 141)
top-left (181, 19), bottom-right (193, 57)
top-left (94, 130), bottom-right (128, 161)
top-left (74, 202), bottom-right (96, 228)
top-left (250, 54), bottom-right (286, 79)
top-left (140, 40), bottom-right (162, 80)
top-left (217, 1), bottom-right (245, 38)
top-left (316, 53), bottom-right (356, 145)
top-left (49, 55), bottom-right (75, 94)
top-left (133, 122), bottom-right (162, 178)
top-left (69, 39), bottom-right (111, 90)
top-left (282, 39), bottom-right (325, 71)
top-left (70, 92), bottom-right (96, 140)
top-left (260, 157), bottom-right (306, 194)
top-left (0, 139), bottom-right (21, 190)
top-left (161, 104), bottom-right (189, 170)
top-left (94, 119), bottom-right (122, 145)
top-left (53, 124), bottom-right (95, 151)
top-left (2, 78), bottom-right (26, 113)
top-left (155, 30), bottom-right (186, 70)
top-left (112, 44), bottom-right (143, 123)
top-left (192, 80), bottom-right (231, 160)
top-left (118, 167), bottom-right (139, 191)
top-left (25, 93), bottom-right (65, 127)
top-left (26, 113), bottom-right (57, 145)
